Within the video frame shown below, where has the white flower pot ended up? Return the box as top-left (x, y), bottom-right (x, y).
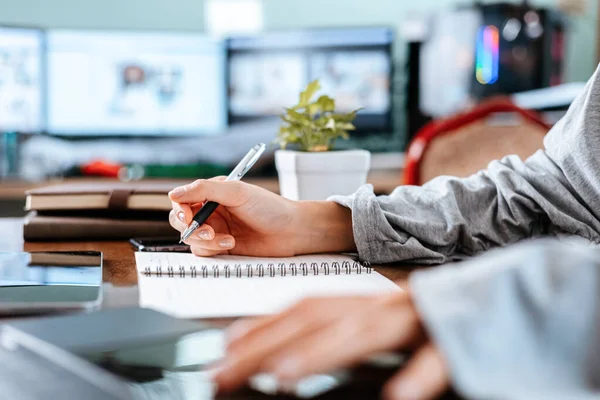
top-left (275, 149), bottom-right (371, 201)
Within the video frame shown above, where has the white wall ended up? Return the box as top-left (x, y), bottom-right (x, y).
top-left (0, 0), bottom-right (595, 81)
top-left (0, 0), bottom-right (204, 30)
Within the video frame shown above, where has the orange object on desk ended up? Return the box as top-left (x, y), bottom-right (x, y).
top-left (80, 160), bottom-right (122, 178)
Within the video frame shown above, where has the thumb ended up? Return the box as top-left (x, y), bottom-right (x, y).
top-left (169, 179), bottom-right (250, 207)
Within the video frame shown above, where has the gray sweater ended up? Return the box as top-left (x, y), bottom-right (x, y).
top-left (332, 64), bottom-right (600, 398)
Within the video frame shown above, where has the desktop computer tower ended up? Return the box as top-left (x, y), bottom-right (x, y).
top-left (470, 3), bottom-right (566, 99)
top-left (407, 3), bottom-right (566, 143)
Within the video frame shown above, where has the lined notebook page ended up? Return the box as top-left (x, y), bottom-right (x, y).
top-left (135, 253), bottom-right (400, 318)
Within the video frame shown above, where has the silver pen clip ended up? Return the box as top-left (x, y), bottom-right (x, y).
top-left (238, 144), bottom-right (266, 178)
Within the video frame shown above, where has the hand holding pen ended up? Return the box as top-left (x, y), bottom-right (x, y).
top-left (179, 143), bottom-right (267, 242)
top-left (168, 143), bottom-right (357, 258)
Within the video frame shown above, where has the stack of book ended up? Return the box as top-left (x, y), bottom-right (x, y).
top-left (23, 182), bottom-right (178, 241)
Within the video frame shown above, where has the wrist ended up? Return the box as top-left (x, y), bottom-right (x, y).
top-left (291, 200), bottom-right (356, 255)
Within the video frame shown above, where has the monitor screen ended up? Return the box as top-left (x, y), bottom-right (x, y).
top-left (47, 30), bottom-right (226, 136)
top-left (227, 27), bottom-right (394, 133)
top-left (0, 26), bottom-right (44, 133)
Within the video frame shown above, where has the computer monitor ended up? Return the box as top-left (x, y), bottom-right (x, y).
top-left (0, 26), bottom-right (44, 133)
top-left (47, 30), bottom-right (226, 136)
top-left (227, 27), bottom-right (394, 134)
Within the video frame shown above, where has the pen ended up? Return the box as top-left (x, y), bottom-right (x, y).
top-left (180, 143), bottom-right (267, 243)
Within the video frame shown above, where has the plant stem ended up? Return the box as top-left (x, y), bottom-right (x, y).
top-left (301, 126), bottom-right (311, 152)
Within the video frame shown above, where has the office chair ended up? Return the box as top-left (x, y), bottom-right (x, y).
top-left (402, 98), bottom-right (551, 185)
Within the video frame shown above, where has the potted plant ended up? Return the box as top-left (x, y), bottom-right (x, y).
top-left (274, 80), bottom-right (371, 201)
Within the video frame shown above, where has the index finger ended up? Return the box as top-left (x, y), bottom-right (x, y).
top-left (168, 179), bottom-right (249, 208)
top-left (169, 176), bottom-right (226, 219)
top-left (214, 296), bottom-right (377, 392)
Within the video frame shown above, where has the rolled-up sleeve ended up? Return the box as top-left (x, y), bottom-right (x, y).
top-left (330, 64), bottom-right (600, 264)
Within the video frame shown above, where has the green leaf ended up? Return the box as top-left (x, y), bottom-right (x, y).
top-left (307, 103), bottom-right (322, 117)
top-left (313, 115), bottom-right (327, 126)
top-left (331, 109), bottom-right (360, 122)
top-left (298, 80), bottom-right (321, 108)
top-left (325, 118), bottom-right (336, 130)
top-left (284, 108), bottom-right (312, 126)
top-left (276, 79), bottom-right (356, 150)
top-left (316, 95), bottom-right (335, 113)
top-left (335, 122), bottom-right (356, 131)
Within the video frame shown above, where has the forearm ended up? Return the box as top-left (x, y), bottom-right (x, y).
top-left (328, 156), bottom-right (546, 263)
top-left (291, 200), bottom-right (356, 255)
top-left (330, 148), bottom-right (600, 264)
top-left (329, 64), bottom-right (600, 264)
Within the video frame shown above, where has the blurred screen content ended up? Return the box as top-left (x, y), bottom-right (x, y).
top-left (47, 31), bottom-right (226, 136)
top-left (227, 27), bottom-right (394, 133)
top-left (229, 52), bottom-right (307, 115)
top-left (0, 27), bottom-right (43, 133)
top-left (310, 50), bottom-right (391, 114)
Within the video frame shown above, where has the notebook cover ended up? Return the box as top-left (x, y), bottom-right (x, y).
top-left (23, 212), bottom-right (179, 241)
top-left (25, 182), bottom-right (179, 196)
top-left (25, 181), bottom-right (179, 212)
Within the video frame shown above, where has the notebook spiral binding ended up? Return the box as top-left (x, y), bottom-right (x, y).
top-left (143, 260), bottom-right (372, 278)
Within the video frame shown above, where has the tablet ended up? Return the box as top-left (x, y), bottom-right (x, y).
top-left (0, 251), bottom-right (103, 315)
top-left (1, 308), bottom-right (222, 399)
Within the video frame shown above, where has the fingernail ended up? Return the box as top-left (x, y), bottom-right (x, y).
top-left (198, 230), bottom-right (211, 240)
top-left (219, 239), bottom-right (234, 248)
top-left (177, 212), bottom-right (186, 223)
top-left (394, 380), bottom-right (421, 400)
top-left (170, 187), bottom-right (185, 198)
top-left (272, 357), bottom-right (300, 379)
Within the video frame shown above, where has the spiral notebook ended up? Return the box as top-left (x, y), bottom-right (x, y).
top-left (135, 253), bottom-right (400, 318)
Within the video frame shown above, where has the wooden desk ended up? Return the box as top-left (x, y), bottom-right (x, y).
top-left (0, 218), bottom-right (426, 399)
top-left (0, 217), bottom-right (417, 313)
top-left (0, 169), bottom-right (410, 318)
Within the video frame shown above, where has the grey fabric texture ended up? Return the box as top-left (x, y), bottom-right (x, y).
top-left (330, 64), bottom-right (600, 398)
top-left (410, 239), bottom-right (600, 399)
top-left (330, 64), bottom-right (600, 265)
